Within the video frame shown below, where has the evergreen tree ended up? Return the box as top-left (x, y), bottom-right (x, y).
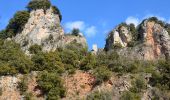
top-left (71, 28), bottom-right (80, 36)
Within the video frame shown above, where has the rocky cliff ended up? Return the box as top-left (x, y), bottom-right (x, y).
top-left (105, 18), bottom-right (170, 60)
top-left (13, 7), bottom-right (87, 53)
top-left (105, 24), bottom-right (132, 49)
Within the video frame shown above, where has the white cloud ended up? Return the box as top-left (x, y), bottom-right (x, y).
top-left (64, 21), bottom-right (97, 37)
top-left (64, 21), bottom-right (85, 31)
top-left (126, 16), bottom-right (139, 27)
top-left (85, 26), bottom-right (97, 37)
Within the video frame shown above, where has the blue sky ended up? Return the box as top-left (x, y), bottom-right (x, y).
top-left (0, 0), bottom-right (170, 49)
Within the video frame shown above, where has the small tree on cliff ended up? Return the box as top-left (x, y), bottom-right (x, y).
top-left (71, 28), bottom-right (80, 36)
top-left (27, 0), bottom-right (62, 21)
top-left (5, 11), bottom-right (30, 37)
top-left (52, 6), bottom-right (62, 21)
top-left (27, 0), bottom-right (51, 11)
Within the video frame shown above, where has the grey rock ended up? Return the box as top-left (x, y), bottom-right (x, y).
top-left (105, 25), bottom-right (132, 51)
top-left (105, 19), bottom-right (170, 60)
top-left (13, 8), bottom-right (87, 53)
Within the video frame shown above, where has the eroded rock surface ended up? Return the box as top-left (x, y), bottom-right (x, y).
top-left (0, 76), bottom-right (21, 100)
top-left (105, 25), bottom-right (132, 50)
top-left (13, 8), bottom-right (87, 53)
top-left (105, 19), bottom-right (170, 60)
top-left (0, 72), bottom-right (43, 100)
top-left (63, 70), bottom-right (95, 100)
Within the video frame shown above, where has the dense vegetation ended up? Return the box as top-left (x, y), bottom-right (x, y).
top-left (0, 11), bottom-right (30, 38)
top-left (29, 44), bottom-right (42, 54)
top-left (0, 35), bottom-right (169, 99)
top-left (27, 0), bottom-right (51, 12)
top-left (0, 39), bottom-right (33, 75)
top-left (87, 90), bottom-right (113, 100)
top-left (37, 71), bottom-right (66, 99)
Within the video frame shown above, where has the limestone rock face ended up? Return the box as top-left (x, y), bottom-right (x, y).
top-left (105, 19), bottom-right (170, 60)
top-left (0, 76), bottom-right (21, 100)
top-left (105, 25), bottom-right (132, 51)
top-left (13, 8), bottom-right (87, 53)
top-left (139, 20), bottom-right (170, 60)
top-left (0, 73), bottom-right (44, 100)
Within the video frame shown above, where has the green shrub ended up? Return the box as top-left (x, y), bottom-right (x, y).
top-left (59, 49), bottom-right (79, 68)
top-left (150, 60), bottom-right (170, 90)
top-left (5, 11), bottom-right (30, 37)
top-left (118, 23), bottom-right (129, 31)
top-left (126, 60), bottom-right (140, 73)
top-left (113, 43), bottom-right (123, 49)
top-left (71, 28), bottom-right (80, 36)
top-left (24, 92), bottom-right (34, 100)
top-left (130, 77), bottom-right (146, 93)
top-left (143, 61), bottom-right (156, 73)
top-left (65, 42), bottom-right (88, 60)
top-left (86, 91), bottom-right (112, 100)
top-left (27, 0), bottom-right (51, 11)
top-left (165, 24), bottom-right (170, 35)
top-left (96, 52), bottom-right (109, 67)
top-left (31, 52), bottom-right (46, 71)
top-left (127, 41), bottom-right (136, 47)
top-left (43, 51), bottom-right (64, 73)
top-left (148, 17), bottom-right (158, 22)
top-left (31, 51), bottom-right (64, 74)
top-left (150, 71), bottom-right (162, 88)
top-left (80, 53), bottom-right (96, 71)
top-left (108, 64), bottom-right (123, 73)
top-left (0, 40), bottom-right (33, 75)
top-left (157, 20), bottom-right (165, 27)
top-left (96, 51), bottom-right (119, 68)
top-left (155, 60), bottom-right (170, 90)
top-left (64, 64), bottom-right (76, 74)
top-left (129, 23), bottom-right (138, 40)
top-left (37, 71), bottom-right (66, 99)
top-left (93, 66), bottom-right (112, 85)
top-left (0, 63), bottom-right (17, 75)
top-left (120, 91), bottom-right (141, 100)
top-left (150, 88), bottom-right (170, 100)
top-left (107, 51), bottom-right (119, 61)
top-left (147, 17), bottom-right (165, 27)
top-left (0, 30), bottom-right (7, 39)
top-left (52, 6), bottom-right (62, 21)
top-left (47, 87), bottom-right (66, 100)
top-left (29, 44), bottom-right (42, 54)
top-left (17, 76), bottom-right (28, 95)
top-left (59, 43), bottom-right (88, 73)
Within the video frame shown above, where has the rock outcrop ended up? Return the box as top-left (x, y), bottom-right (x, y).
top-left (105, 18), bottom-right (170, 60)
top-left (13, 7), bottom-right (87, 53)
top-left (0, 76), bottom-right (21, 100)
top-left (64, 70), bottom-right (95, 99)
top-left (139, 20), bottom-right (170, 60)
top-left (0, 72), bottom-right (44, 100)
top-left (105, 25), bottom-right (132, 50)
